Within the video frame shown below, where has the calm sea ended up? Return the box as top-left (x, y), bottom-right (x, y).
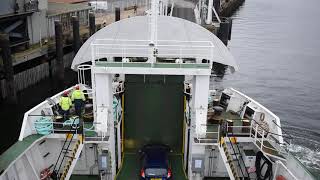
top-left (211, 0), bottom-right (320, 175)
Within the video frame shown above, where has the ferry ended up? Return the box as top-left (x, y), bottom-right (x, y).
top-left (0, 0), bottom-right (316, 179)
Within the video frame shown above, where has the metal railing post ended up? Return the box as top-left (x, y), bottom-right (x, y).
top-left (249, 120), bottom-right (253, 137)
top-left (261, 130), bottom-right (264, 150)
top-left (255, 124), bottom-right (258, 142)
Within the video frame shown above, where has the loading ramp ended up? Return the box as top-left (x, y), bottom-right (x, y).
top-left (116, 75), bottom-right (188, 180)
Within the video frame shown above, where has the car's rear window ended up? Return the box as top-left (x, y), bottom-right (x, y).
top-left (145, 168), bottom-right (167, 176)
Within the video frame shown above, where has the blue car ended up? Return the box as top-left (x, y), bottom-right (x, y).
top-left (139, 144), bottom-right (172, 180)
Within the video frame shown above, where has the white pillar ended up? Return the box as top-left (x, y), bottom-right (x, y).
top-left (192, 75), bottom-right (210, 138)
top-left (206, 0), bottom-right (213, 24)
top-left (94, 73), bottom-right (116, 177)
top-left (94, 74), bottom-right (113, 132)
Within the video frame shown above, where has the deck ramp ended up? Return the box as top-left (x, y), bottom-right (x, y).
top-left (116, 75), bottom-right (187, 179)
top-left (123, 75), bottom-right (184, 152)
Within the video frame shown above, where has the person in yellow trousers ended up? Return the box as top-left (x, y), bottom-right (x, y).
top-left (71, 85), bottom-right (86, 117)
top-left (59, 91), bottom-right (72, 120)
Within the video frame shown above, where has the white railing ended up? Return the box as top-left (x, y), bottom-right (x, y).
top-left (91, 39), bottom-right (215, 62)
top-left (194, 124), bottom-right (220, 144)
top-left (273, 160), bottom-right (298, 180)
top-left (252, 123), bottom-right (289, 159)
top-left (225, 119), bottom-right (290, 160)
top-left (33, 116), bottom-right (81, 134)
top-left (83, 122), bottom-right (109, 142)
top-left (19, 86), bottom-right (75, 140)
top-left (77, 64), bottom-right (94, 97)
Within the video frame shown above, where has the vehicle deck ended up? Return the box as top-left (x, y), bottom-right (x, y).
top-left (116, 153), bottom-right (188, 180)
top-left (0, 134), bottom-right (43, 174)
top-left (70, 175), bottom-right (99, 180)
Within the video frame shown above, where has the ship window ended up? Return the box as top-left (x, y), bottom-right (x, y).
top-left (244, 106), bottom-right (255, 119)
top-left (220, 93), bottom-right (230, 108)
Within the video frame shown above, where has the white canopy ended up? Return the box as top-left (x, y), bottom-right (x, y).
top-left (71, 15), bottom-right (238, 72)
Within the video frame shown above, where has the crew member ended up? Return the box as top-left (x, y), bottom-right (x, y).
top-left (71, 85), bottom-right (86, 117)
top-left (59, 91), bottom-right (72, 120)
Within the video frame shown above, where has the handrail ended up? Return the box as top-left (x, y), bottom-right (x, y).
top-left (53, 117), bottom-right (79, 177)
top-left (226, 117), bottom-right (293, 143)
top-left (252, 124), bottom-right (289, 157)
top-left (271, 119), bottom-right (294, 140)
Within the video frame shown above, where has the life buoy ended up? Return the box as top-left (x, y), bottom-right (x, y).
top-left (260, 113), bottom-right (265, 121)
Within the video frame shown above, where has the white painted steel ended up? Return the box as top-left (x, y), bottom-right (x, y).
top-left (93, 66), bottom-right (211, 76)
top-left (218, 144), bottom-right (236, 180)
top-left (65, 143), bottom-right (84, 180)
top-left (192, 75), bottom-right (210, 137)
top-left (71, 16), bottom-right (238, 71)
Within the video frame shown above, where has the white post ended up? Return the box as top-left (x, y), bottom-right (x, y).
top-left (205, 0), bottom-right (213, 24)
top-left (249, 120), bottom-right (253, 137)
top-left (149, 0), bottom-right (158, 63)
top-left (94, 73), bottom-right (116, 177)
top-left (255, 124), bottom-right (258, 142)
top-left (192, 75), bottom-right (210, 138)
top-left (261, 130), bottom-right (264, 150)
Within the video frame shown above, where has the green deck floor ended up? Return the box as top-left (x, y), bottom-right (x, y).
top-left (70, 175), bottom-right (99, 180)
top-left (0, 134), bottom-right (43, 173)
top-left (116, 153), bottom-right (188, 180)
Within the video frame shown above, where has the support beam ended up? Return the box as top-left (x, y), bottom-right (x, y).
top-left (192, 75), bottom-right (210, 137)
top-left (94, 73), bottom-right (116, 176)
top-left (72, 16), bottom-right (80, 53)
top-left (0, 33), bottom-right (17, 103)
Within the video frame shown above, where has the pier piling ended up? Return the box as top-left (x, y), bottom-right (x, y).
top-left (89, 13), bottom-right (96, 36)
top-left (217, 19), bottom-right (231, 46)
top-left (0, 34), bottom-right (17, 103)
top-left (72, 16), bottom-right (80, 53)
top-left (115, 7), bottom-right (121, 22)
top-left (213, 0), bottom-right (221, 15)
top-left (54, 21), bottom-right (65, 85)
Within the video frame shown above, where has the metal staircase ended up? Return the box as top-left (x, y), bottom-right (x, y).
top-left (219, 137), bottom-right (250, 180)
top-left (60, 135), bottom-right (84, 180)
top-left (220, 138), bottom-right (240, 180)
top-left (52, 118), bottom-right (84, 180)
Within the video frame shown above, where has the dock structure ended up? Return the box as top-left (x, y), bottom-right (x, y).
top-left (0, 0), bottom-right (92, 99)
top-left (0, 0), bottom-right (244, 100)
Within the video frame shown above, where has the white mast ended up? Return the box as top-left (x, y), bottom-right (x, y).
top-left (149, 0), bottom-right (159, 63)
